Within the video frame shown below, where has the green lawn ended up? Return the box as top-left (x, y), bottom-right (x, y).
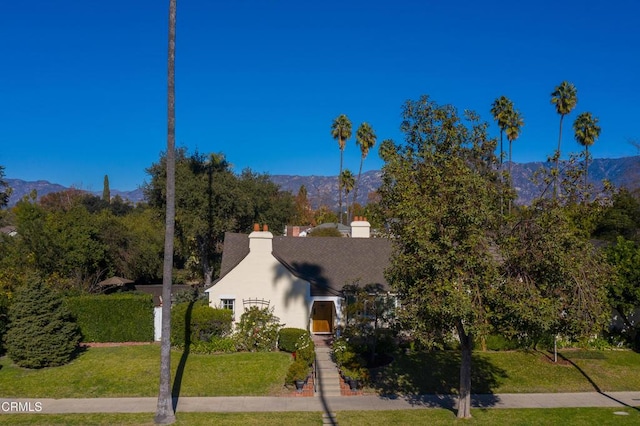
top-left (2, 345), bottom-right (640, 399)
top-left (2, 408), bottom-right (639, 425)
top-left (0, 345), bottom-right (291, 398)
top-left (369, 349), bottom-right (640, 395)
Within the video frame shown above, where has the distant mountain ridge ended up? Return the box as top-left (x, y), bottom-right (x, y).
top-left (5, 156), bottom-right (639, 208)
top-left (5, 179), bottom-right (145, 207)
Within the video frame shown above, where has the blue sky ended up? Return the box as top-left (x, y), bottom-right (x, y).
top-left (2, 0), bottom-right (639, 191)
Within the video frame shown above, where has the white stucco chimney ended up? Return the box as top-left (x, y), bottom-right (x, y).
top-left (249, 223), bottom-right (274, 252)
top-left (351, 216), bottom-right (371, 238)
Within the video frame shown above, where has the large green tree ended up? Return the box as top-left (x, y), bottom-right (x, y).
top-left (605, 237), bottom-right (640, 347)
top-left (551, 81), bottom-right (578, 197)
top-left (573, 112), bottom-right (601, 188)
top-left (353, 122), bottom-right (377, 207)
top-left (379, 96), bottom-right (501, 418)
top-left (497, 198), bottom-right (611, 360)
top-left (331, 114), bottom-right (352, 224)
top-left (155, 0), bottom-right (177, 422)
top-left (145, 149), bottom-right (294, 286)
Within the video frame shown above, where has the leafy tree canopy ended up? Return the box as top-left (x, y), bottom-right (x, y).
top-left (144, 148), bottom-right (295, 285)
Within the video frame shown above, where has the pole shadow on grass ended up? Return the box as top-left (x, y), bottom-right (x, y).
top-left (368, 350), bottom-right (507, 412)
top-left (558, 351), bottom-right (640, 413)
top-left (171, 301), bottom-right (193, 411)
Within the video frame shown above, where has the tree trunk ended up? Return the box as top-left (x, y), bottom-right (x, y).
top-left (338, 147), bottom-right (344, 224)
top-left (155, 0), bottom-right (177, 424)
top-left (353, 156), bottom-right (364, 213)
top-left (554, 114), bottom-right (564, 199)
top-left (456, 322), bottom-right (472, 419)
top-left (508, 139), bottom-right (513, 215)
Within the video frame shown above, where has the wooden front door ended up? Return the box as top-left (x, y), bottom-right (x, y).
top-left (312, 301), bottom-right (333, 333)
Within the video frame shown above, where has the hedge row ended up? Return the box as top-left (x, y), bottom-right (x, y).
top-left (66, 293), bottom-right (154, 342)
top-left (170, 300), bottom-right (233, 346)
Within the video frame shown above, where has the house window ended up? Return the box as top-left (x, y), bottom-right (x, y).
top-left (221, 299), bottom-right (235, 319)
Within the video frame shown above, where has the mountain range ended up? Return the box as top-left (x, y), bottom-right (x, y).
top-left (5, 156), bottom-right (639, 209)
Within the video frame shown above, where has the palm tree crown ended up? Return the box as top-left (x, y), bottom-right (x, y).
top-left (353, 122), bottom-right (376, 207)
top-left (573, 111), bottom-right (601, 188)
top-left (331, 114), bottom-right (352, 150)
top-left (490, 96), bottom-right (514, 166)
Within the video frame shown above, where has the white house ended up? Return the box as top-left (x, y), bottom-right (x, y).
top-left (205, 218), bottom-right (392, 334)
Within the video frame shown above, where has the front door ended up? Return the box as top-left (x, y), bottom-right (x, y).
top-left (312, 301), bottom-right (333, 333)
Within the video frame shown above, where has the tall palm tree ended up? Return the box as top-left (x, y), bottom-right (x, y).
top-left (331, 114), bottom-right (352, 224)
top-left (490, 96), bottom-right (514, 169)
top-left (155, 0), bottom-right (176, 424)
top-left (550, 81), bottom-right (578, 197)
top-left (504, 109), bottom-right (524, 214)
top-left (353, 122), bottom-right (376, 208)
top-left (573, 112), bottom-right (601, 189)
top-left (340, 169), bottom-right (355, 224)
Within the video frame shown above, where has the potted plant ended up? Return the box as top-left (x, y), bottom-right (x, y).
top-left (286, 359), bottom-right (309, 392)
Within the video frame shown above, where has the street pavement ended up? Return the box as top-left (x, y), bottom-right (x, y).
top-left (1, 392), bottom-right (639, 414)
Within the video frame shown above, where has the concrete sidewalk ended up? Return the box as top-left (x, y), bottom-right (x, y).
top-left (1, 392), bottom-right (639, 414)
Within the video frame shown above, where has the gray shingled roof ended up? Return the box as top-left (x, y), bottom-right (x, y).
top-left (216, 232), bottom-right (392, 297)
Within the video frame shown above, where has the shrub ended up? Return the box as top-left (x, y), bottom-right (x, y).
top-left (190, 337), bottom-right (237, 354)
top-left (66, 293), bottom-right (153, 342)
top-left (6, 281), bottom-right (81, 368)
top-left (234, 306), bottom-right (283, 352)
top-left (171, 300), bottom-right (233, 346)
top-left (278, 327), bottom-right (308, 352)
top-left (294, 333), bottom-right (315, 366)
top-left (285, 359), bottom-right (310, 384)
top-left (0, 293), bottom-right (9, 355)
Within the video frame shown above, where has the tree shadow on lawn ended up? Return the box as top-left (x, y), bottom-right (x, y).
top-left (368, 350), bottom-right (507, 410)
top-left (558, 351), bottom-right (640, 413)
top-left (171, 301), bottom-right (193, 410)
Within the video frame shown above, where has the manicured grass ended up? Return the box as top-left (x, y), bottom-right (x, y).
top-left (0, 412), bottom-right (323, 425)
top-left (369, 349), bottom-right (640, 395)
top-left (337, 407), bottom-right (640, 425)
top-left (2, 345), bottom-right (640, 400)
top-left (2, 408), bottom-right (639, 425)
top-left (0, 345), bottom-right (291, 398)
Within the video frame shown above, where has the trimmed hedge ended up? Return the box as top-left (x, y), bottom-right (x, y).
top-left (66, 293), bottom-right (154, 342)
top-left (171, 300), bottom-right (233, 347)
top-left (278, 328), bottom-right (309, 353)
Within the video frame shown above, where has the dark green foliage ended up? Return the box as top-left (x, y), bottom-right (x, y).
top-left (0, 293), bottom-right (9, 355)
top-left (66, 293), bottom-right (153, 342)
top-left (102, 175), bottom-right (110, 202)
top-left (234, 306), bottom-right (283, 352)
top-left (285, 359), bottom-right (310, 384)
top-left (6, 281), bottom-right (81, 368)
top-left (144, 148), bottom-right (296, 285)
top-left (294, 333), bottom-right (315, 366)
top-left (170, 300), bottom-right (233, 347)
top-left (189, 336), bottom-right (237, 354)
top-left (594, 188), bottom-right (640, 242)
top-left (173, 286), bottom-right (201, 304)
top-left (308, 226), bottom-right (342, 237)
top-left (277, 327), bottom-right (308, 352)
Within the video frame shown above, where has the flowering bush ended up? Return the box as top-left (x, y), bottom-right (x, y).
top-left (294, 333), bottom-right (315, 365)
top-left (234, 306), bottom-right (283, 352)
